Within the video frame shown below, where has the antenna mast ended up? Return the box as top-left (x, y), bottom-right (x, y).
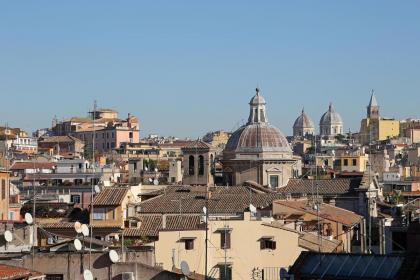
top-left (89, 100), bottom-right (97, 269)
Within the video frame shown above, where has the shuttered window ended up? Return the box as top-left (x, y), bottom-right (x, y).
top-left (220, 231), bottom-right (231, 249)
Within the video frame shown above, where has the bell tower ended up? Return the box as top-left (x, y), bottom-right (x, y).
top-left (367, 90), bottom-right (379, 119)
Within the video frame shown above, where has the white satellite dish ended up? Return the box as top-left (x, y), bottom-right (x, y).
top-left (202, 206), bottom-right (207, 215)
top-left (144, 167), bottom-right (148, 171)
top-left (154, 168), bottom-right (158, 172)
top-left (153, 179), bottom-right (159, 186)
top-left (148, 178), bottom-right (153, 183)
top-left (109, 249), bottom-right (120, 263)
top-left (94, 185), bottom-right (101, 194)
top-left (180, 261), bottom-right (190, 276)
top-left (114, 234), bottom-right (120, 242)
top-left (83, 269), bottom-right (93, 280)
top-left (74, 222), bottom-right (82, 234)
top-left (81, 224), bottom-right (89, 237)
top-left (249, 204), bottom-right (257, 214)
top-left (74, 239), bottom-right (82, 251)
top-left (4, 230), bottom-right (13, 243)
top-left (24, 213), bottom-right (33, 225)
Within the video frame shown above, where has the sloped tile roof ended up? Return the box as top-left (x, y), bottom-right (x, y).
top-left (136, 186), bottom-right (282, 214)
top-left (10, 161), bottom-right (56, 170)
top-left (0, 264), bottom-right (44, 279)
top-left (126, 214), bottom-right (203, 237)
top-left (182, 140), bottom-right (212, 150)
top-left (92, 187), bottom-right (128, 206)
top-left (39, 135), bottom-right (82, 144)
top-left (279, 178), bottom-right (361, 196)
top-left (274, 199), bottom-right (363, 226)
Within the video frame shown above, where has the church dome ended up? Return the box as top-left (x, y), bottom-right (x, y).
top-left (225, 123), bottom-right (291, 153)
top-left (293, 109), bottom-right (315, 130)
top-left (320, 103), bottom-right (343, 125)
top-left (225, 88), bottom-right (291, 154)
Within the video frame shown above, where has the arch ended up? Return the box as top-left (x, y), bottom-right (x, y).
top-left (188, 155), bottom-right (195, 175)
top-left (198, 155), bottom-right (204, 175)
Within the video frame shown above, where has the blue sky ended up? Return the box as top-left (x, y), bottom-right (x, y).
top-left (1, 1), bottom-right (420, 137)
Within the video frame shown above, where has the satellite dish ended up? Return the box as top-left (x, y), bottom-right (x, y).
top-left (83, 269), bottom-right (93, 280)
top-left (249, 204), bottom-right (257, 214)
top-left (144, 167), bottom-right (148, 171)
top-left (94, 185), bottom-right (101, 194)
top-left (154, 168), bottom-right (158, 172)
top-left (109, 249), bottom-right (119, 263)
top-left (25, 213), bottom-right (33, 225)
top-left (153, 179), bottom-right (159, 186)
top-left (202, 206), bottom-right (207, 215)
top-left (180, 261), bottom-right (190, 276)
top-left (148, 178), bottom-right (153, 183)
top-left (74, 222), bottom-right (82, 234)
top-left (4, 230), bottom-right (13, 243)
top-left (114, 235), bottom-right (120, 242)
top-left (74, 239), bottom-right (82, 251)
top-left (81, 224), bottom-right (89, 237)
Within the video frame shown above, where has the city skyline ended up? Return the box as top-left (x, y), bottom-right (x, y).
top-left (1, 1), bottom-right (420, 137)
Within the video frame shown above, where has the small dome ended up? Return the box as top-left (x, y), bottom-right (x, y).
top-left (225, 123), bottom-right (291, 153)
top-left (320, 103), bottom-right (343, 125)
top-left (249, 88), bottom-right (266, 105)
top-left (293, 109), bottom-right (315, 129)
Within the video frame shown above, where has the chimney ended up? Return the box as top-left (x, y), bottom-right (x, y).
top-left (162, 214), bottom-right (166, 229)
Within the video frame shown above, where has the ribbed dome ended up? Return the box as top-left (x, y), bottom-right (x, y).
top-left (320, 103), bottom-right (343, 125)
top-left (293, 109), bottom-right (315, 129)
top-left (225, 123), bottom-right (291, 153)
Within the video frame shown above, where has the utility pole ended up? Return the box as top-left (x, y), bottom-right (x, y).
top-left (205, 196), bottom-right (209, 280)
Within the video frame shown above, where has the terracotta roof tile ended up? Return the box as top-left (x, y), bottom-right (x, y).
top-left (136, 186), bottom-right (282, 214)
top-left (279, 178), bottom-right (361, 196)
top-left (10, 161), bottom-right (56, 170)
top-left (182, 140), bottom-right (212, 150)
top-left (92, 187), bottom-right (128, 206)
top-left (38, 135), bottom-right (82, 143)
top-left (274, 199), bottom-right (363, 226)
top-left (0, 264), bottom-right (44, 279)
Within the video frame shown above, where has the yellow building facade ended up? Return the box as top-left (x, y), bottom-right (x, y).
top-left (359, 93), bottom-right (400, 144)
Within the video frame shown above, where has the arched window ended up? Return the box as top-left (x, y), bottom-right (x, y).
top-left (198, 155), bottom-right (204, 175)
top-left (189, 155), bottom-right (195, 175)
top-left (210, 154), bottom-right (214, 167)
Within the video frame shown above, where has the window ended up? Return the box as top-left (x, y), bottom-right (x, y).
top-left (112, 209), bottom-right (116, 220)
top-left (260, 109), bottom-right (265, 122)
top-left (188, 155), bottom-right (195, 175)
top-left (129, 132), bottom-right (133, 139)
top-left (219, 265), bottom-right (232, 280)
top-left (93, 208), bottom-right (106, 220)
top-left (184, 239), bottom-right (194, 250)
top-left (254, 108), bottom-right (258, 122)
top-left (71, 195), bottom-right (80, 204)
top-left (198, 155), bottom-right (204, 175)
top-left (260, 238), bottom-right (276, 250)
top-left (220, 231), bottom-right (231, 249)
top-left (9, 212), bottom-right (14, 220)
top-left (343, 159), bottom-right (349, 166)
top-left (269, 175), bottom-right (279, 189)
top-left (352, 159), bottom-right (357, 166)
top-left (1, 179), bottom-right (5, 200)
